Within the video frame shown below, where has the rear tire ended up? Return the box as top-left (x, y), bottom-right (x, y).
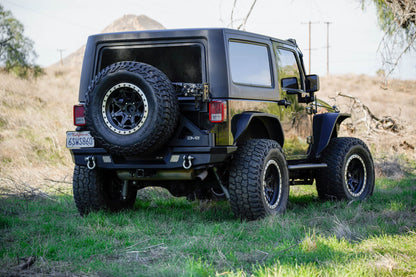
top-left (316, 137), bottom-right (375, 200)
top-left (228, 139), bottom-right (289, 220)
top-left (73, 165), bottom-right (137, 216)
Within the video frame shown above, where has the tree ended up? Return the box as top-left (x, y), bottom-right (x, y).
top-left (363, 0), bottom-right (416, 79)
top-left (0, 4), bottom-right (42, 78)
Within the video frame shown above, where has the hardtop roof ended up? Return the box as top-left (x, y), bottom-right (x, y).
top-left (88, 28), bottom-right (295, 47)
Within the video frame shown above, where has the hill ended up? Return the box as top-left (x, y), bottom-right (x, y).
top-left (101, 14), bottom-right (165, 33)
top-left (61, 14), bottom-right (165, 67)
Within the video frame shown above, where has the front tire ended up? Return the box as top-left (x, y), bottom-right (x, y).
top-left (73, 165), bottom-right (137, 216)
top-left (316, 137), bottom-right (375, 200)
top-left (228, 139), bottom-right (289, 220)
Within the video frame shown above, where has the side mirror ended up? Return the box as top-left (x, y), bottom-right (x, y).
top-left (281, 77), bottom-right (299, 90)
top-left (281, 76), bottom-right (315, 104)
top-left (306, 74), bottom-right (320, 93)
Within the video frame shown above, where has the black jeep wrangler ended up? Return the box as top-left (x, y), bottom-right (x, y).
top-left (67, 28), bottom-right (375, 220)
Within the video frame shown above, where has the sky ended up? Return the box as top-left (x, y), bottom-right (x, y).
top-left (2, 0), bottom-right (415, 80)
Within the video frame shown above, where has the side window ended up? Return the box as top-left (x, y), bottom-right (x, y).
top-left (229, 41), bottom-right (272, 87)
top-left (275, 48), bottom-right (302, 89)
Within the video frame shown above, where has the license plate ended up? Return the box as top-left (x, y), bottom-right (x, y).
top-left (66, 131), bottom-right (95, 149)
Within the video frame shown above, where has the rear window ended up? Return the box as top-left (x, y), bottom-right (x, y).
top-left (99, 44), bottom-right (203, 83)
top-left (229, 41), bottom-right (272, 87)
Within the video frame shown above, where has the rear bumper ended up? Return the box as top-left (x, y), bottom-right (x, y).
top-left (69, 146), bottom-right (237, 170)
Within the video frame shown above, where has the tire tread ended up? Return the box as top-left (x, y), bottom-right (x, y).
top-left (229, 139), bottom-right (289, 220)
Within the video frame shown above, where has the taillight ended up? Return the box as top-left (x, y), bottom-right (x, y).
top-left (209, 100), bottom-right (227, 123)
top-left (73, 104), bottom-right (86, 126)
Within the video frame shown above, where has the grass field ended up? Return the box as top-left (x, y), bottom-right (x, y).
top-left (1, 176), bottom-right (415, 276)
top-left (1, 63), bottom-right (416, 276)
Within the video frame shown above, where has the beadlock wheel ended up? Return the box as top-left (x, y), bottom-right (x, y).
top-left (263, 159), bottom-right (283, 210)
top-left (102, 82), bottom-right (149, 135)
top-left (344, 154), bottom-right (367, 197)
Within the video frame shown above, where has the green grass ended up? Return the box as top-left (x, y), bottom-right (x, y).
top-left (1, 176), bottom-right (416, 276)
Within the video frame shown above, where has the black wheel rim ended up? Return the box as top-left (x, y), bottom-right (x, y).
top-left (102, 83), bottom-right (148, 135)
top-left (344, 154), bottom-right (367, 197)
top-left (262, 159), bottom-right (282, 209)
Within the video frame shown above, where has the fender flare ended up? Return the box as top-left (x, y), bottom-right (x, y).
top-left (231, 112), bottom-right (284, 146)
top-left (312, 113), bottom-right (350, 157)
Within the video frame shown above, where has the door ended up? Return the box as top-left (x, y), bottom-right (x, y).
top-left (273, 43), bottom-right (312, 160)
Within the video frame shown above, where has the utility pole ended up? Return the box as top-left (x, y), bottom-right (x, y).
top-left (301, 21), bottom-right (319, 74)
top-left (324, 22), bottom-right (332, 76)
top-left (57, 49), bottom-right (65, 66)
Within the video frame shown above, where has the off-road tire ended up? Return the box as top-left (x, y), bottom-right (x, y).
top-left (316, 137), bottom-right (375, 200)
top-left (228, 139), bottom-right (289, 220)
top-left (73, 165), bottom-right (137, 216)
top-left (84, 61), bottom-right (179, 156)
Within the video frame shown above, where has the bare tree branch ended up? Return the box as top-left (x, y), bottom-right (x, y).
top-left (329, 92), bottom-right (400, 134)
top-left (384, 32), bottom-right (416, 78)
top-left (226, 0), bottom-right (258, 30)
top-left (230, 0), bottom-right (238, 28)
top-left (237, 0), bottom-right (258, 30)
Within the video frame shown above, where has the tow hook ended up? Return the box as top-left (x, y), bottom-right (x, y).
top-left (182, 155), bottom-right (194, 170)
top-left (85, 156), bottom-right (96, 170)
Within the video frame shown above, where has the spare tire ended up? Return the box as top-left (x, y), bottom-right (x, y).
top-left (84, 61), bottom-right (179, 156)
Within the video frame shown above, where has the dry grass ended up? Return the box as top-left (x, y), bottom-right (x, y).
top-left (332, 216), bottom-right (362, 242)
top-left (0, 70), bottom-right (415, 193)
top-left (0, 66), bottom-right (80, 190)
